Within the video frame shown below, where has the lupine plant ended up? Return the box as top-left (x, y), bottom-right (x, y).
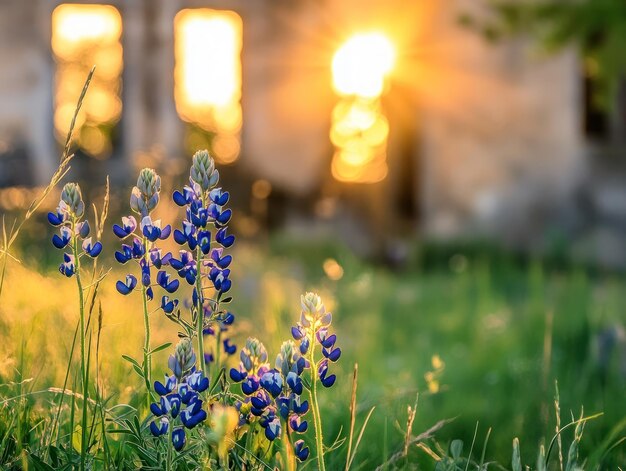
top-left (47, 182), bottom-right (103, 470)
top-left (38, 146), bottom-right (346, 469)
top-left (227, 292), bottom-right (342, 469)
top-left (149, 338), bottom-right (209, 463)
top-left (121, 151), bottom-right (341, 469)
top-left (113, 168), bottom-right (175, 407)
top-left (167, 149), bottom-right (235, 381)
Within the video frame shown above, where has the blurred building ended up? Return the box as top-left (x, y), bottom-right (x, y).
top-left (0, 0), bottom-right (623, 260)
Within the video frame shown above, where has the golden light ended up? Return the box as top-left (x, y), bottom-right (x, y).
top-left (174, 9), bottom-right (243, 164)
top-left (251, 179), bottom-right (272, 200)
top-left (52, 4), bottom-right (123, 159)
top-left (323, 258), bottom-right (344, 281)
top-left (332, 33), bottom-right (395, 99)
top-left (331, 33), bottom-right (395, 183)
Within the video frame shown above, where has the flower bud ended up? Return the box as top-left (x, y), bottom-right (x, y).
top-left (130, 169), bottom-right (161, 217)
top-left (60, 182), bottom-right (85, 217)
top-left (137, 168), bottom-right (161, 198)
top-left (240, 337), bottom-right (268, 372)
top-left (276, 340), bottom-right (300, 378)
top-left (301, 292), bottom-right (324, 315)
top-left (300, 292), bottom-right (332, 329)
top-left (169, 338), bottom-right (196, 379)
top-left (190, 150), bottom-right (219, 192)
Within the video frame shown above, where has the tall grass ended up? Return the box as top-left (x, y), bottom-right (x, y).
top-left (0, 66), bottom-right (94, 302)
top-left (1, 240), bottom-right (624, 468)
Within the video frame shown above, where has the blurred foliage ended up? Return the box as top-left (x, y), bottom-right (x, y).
top-left (461, 0), bottom-right (626, 108)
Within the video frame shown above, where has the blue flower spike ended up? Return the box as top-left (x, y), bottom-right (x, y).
top-left (149, 339), bottom-right (208, 452)
top-left (113, 168), bottom-right (179, 328)
top-left (48, 183), bottom-right (102, 278)
top-left (170, 149), bottom-right (236, 306)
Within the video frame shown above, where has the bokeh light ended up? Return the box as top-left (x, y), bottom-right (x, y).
top-left (332, 33), bottom-right (395, 99)
top-left (331, 33), bottom-right (394, 183)
top-left (174, 9), bottom-right (243, 164)
top-left (52, 4), bottom-right (123, 159)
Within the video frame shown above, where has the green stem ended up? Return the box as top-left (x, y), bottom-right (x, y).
top-left (141, 236), bottom-right (152, 410)
top-left (141, 283), bottom-right (151, 409)
top-left (72, 226), bottom-right (88, 471)
top-left (195, 192), bottom-right (207, 375)
top-left (214, 328), bottom-right (222, 393)
top-left (308, 332), bottom-right (326, 471)
top-left (195, 245), bottom-right (205, 376)
top-left (166, 425), bottom-right (173, 471)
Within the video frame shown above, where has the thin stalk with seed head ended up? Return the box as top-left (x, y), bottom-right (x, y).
top-left (0, 66), bottom-right (94, 301)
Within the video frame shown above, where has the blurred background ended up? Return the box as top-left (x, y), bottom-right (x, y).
top-left (0, 0), bottom-right (625, 467)
top-left (0, 0), bottom-right (625, 263)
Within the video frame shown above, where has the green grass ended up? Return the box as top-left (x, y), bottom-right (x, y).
top-left (1, 231), bottom-right (625, 469)
top-left (266, 236), bottom-right (626, 469)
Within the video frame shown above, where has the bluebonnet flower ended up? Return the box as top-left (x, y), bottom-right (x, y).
top-left (116, 274), bottom-right (137, 295)
top-left (169, 250), bottom-right (197, 285)
top-left (113, 169), bottom-right (175, 300)
top-left (157, 271), bottom-right (180, 293)
top-left (112, 216), bottom-right (137, 238)
top-left (289, 293), bottom-right (339, 468)
top-left (291, 293), bottom-right (341, 388)
top-left (48, 183), bottom-right (102, 277)
top-left (294, 439), bottom-right (310, 461)
top-left (171, 150), bottom-right (235, 306)
top-left (114, 169), bottom-right (177, 401)
top-left (82, 237), bottom-right (102, 257)
top-left (229, 338), bottom-right (269, 394)
top-left (150, 338), bottom-right (208, 451)
top-left (230, 338), bottom-right (310, 458)
top-left (170, 150), bottom-right (237, 379)
top-left (130, 167), bottom-right (161, 217)
top-left (161, 296), bottom-right (178, 314)
top-left (59, 253), bottom-right (76, 277)
top-left (141, 216), bottom-right (171, 242)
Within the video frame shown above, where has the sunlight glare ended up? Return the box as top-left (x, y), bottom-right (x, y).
top-left (52, 4), bottom-right (123, 159)
top-left (332, 33), bottom-right (395, 99)
top-left (175, 9), bottom-right (243, 164)
top-left (331, 33), bottom-right (394, 183)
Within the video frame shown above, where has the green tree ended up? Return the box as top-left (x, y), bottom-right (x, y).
top-left (462, 0), bottom-right (626, 108)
